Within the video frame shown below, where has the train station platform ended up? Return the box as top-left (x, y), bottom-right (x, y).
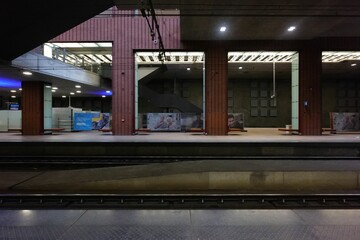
top-left (1, 209), bottom-right (360, 239)
top-left (0, 128), bottom-right (359, 157)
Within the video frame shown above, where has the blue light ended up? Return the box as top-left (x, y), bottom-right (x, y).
top-left (90, 90), bottom-right (113, 96)
top-left (0, 77), bottom-right (21, 88)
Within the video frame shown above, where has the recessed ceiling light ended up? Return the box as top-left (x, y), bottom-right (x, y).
top-left (10, 90), bottom-right (16, 93)
top-left (287, 26), bottom-right (296, 32)
top-left (22, 71), bottom-right (32, 76)
top-left (220, 26), bottom-right (226, 32)
top-left (62, 95), bottom-right (66, 98)
top-left (238, 66), bottom-right (243, 69)
top-left (70, 92), bottom-right (75, 95)
top-left (351, 63), bottom-right (357, 67)
top-left (186, 67), bottom-right (191, 71)
top-left (11, 96), bottom-right (16, 98)
top-left (106, 90), bottom-right (111, 93)
top-left (76, 90), bottom-right (81, 93)
top-left (102, 95), bottom-right (106, 98)
top-left (75, 85), bottom-right (81, 88)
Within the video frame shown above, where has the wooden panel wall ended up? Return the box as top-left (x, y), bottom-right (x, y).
top-left (52, 9), bottom-right (181, 135)
top-left (21, 81), bottom-right (44, 135)
top-left (205, 45), bottom-right (228, 135)
top-left (299, 46), bottom-right (322, 135)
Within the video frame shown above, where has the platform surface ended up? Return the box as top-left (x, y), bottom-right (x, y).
top-left (0, 209), bottom-right (360, 239)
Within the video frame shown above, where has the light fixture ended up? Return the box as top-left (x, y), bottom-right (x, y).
top-left (238, 66), bottom-right (243, 69)
top-left (75, 85), bottom-right (81, 88)
top-left (62, 95), bottom-right (66, 98)
top-left (45, 85), bottom-right (52, 88)
top-left (351, 63), bottom-right (357, 67)
top-left (220, 26), bottom-right (226, 32)
top-left (22, 71), bottom-right (32, 76)
top-left (70, 92), bottom-right (75, 95)
top-left (76, 90), bottom-right (81, 93)
top-left (106, 90), bottom-right (111, 93)
top-left (51, 90), bottom-right (56, 92)
top-left (186, 67), bottom-right (191, 71)
top-left (287, 26), bottom-right (296, 32)
top-left (10, 90), bottom-right (16, 93)
top-left (19, 88), bottom-right (22, 91)
top-left (102, 95), bottom-right (106, 98)
top-left (11, 96), bottom-right (16, 98)
top-left (52, 87), bottom-right (58, 90)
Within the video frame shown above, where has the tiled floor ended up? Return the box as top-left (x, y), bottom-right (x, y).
top-left (0, 209), bottom-right (360, 239)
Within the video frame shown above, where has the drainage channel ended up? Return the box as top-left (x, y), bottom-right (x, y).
top-left (0, 194), bottom-right (360, 209)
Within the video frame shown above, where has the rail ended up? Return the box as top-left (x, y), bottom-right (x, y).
top-left (0, 193), bottom-right (359, 209)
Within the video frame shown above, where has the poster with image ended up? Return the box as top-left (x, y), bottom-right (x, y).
top-left (331, 112), bottom-right (360, 131)
top-left (147, 113), bottom-right (181, 131)
top-left (228, 113), bottom-right (244, 129)
top-left (181, 113), bottom-right (203, 131)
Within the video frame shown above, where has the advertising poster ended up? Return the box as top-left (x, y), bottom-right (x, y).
top-left (147, 113), bottom-right (181, 131)
top-left (331, 112), bottom-right (360, 131)
top-left (92, 113), bottom-right (111, 130)
top-left (228, 113), bottom-right (244, 129)
top-left (181, 113), bottom-right (203, 131)
top-left (74, 113), bottom-right (93, 131)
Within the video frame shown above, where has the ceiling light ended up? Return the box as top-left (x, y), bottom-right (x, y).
top-left (62, 95), bottom-right (66, 98)
top-left (287, 26), bottom-right (296, 32)
top-left (52, 87), bottom-right (58, 90)
top-left (238, 66), bottom-right (243, 69)
top-left (102, 95), bottom-right (106, 98)
top-left (186, 67), bottom-right (191, 71)
top-left (106, 90), bottom-right (111, 93)
top-left (351, 63), bottom-right (357, 67)
top-left (11, 96), bottom-right (16, 98)
top-left (22, 71), bottom-right (32, 76)
top-left (19, 88), bottom-right (22, 91)
top-left (45, 85), bottom-right (52, 88)
top-left (70, 92), bottom-right (75, 95)
top-left (51, 90), bottom-right (56, 92)
top-left (10, 90), bottom-right (16, 93)
top-left (75, 85), bottom-right (81, 88)
top-left (76, 90), bottom-right (81, 93)
top-left (220, 26), bottom-right (226, 32)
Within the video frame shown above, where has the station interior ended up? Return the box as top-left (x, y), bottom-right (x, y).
top-left (1, 1), bottom-right (360, 239)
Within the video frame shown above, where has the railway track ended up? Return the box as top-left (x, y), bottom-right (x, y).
top-left (0, 193), bottom-right (360, 209)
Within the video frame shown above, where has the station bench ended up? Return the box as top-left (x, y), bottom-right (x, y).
top-left (278, 128), bottom-right (337, 134)
top-left (8, 128), bottom-right (65, 133)
top-left (228, 128), bottom-right (248, 132)
top-left (98, 129), bottom-right (112, 132)
top-left (98, 128), bottom-right (151, 133)
top-left (188, 128), bottom-right (204, 132)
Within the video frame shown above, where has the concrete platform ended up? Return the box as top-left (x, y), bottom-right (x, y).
top-left (0, 128), bottom-right (359, 157)
top-left (1, 209), bottom-right (360, 239)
